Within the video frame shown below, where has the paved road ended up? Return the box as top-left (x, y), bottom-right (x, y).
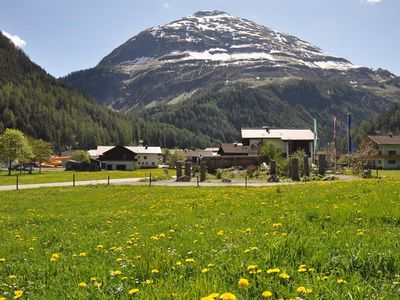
top-left (0, 175), bottom-right (359, 192)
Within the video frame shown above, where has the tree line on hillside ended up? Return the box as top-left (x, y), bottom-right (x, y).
top-left (351, 103), bottom-right (400, 145)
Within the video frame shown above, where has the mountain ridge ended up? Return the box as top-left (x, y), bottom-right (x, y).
top-left (62, 10), bottom-right (400, 146)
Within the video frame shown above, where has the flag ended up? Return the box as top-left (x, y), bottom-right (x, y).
top-left (347, 113), bottom-right (356, 153)
top-left (333, 116), bottom-right (338, 158)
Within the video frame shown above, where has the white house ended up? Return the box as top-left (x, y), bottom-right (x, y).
top-left (88, 146), bottom-right (162, 169)
top-left (125, 146), bottom-right (163, 168)
top-left (241, 128), bottom-right (315, 159)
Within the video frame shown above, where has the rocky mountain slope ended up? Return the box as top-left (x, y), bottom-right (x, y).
top-left (63, 10), bottom-right (400, 146)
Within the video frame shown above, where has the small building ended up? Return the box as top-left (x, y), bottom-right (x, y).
top-left (185, 150), bottom-right (215, 163)
top-left (368, 135), bottom-right (400, 169)
top-left (126, 146), bottom-right (163, 168)
top-left (89, 145), bottom-right (162, 169)
top-left (218, 143), bottom-right (249, 156)
top-left (241, 128), bottom-right (315, 158)
top-left (99, 146), bottom-right (137, 171)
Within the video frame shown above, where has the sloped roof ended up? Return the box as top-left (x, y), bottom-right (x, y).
top-left (88, 146), bottom-right (162, 157)
top-left (185, 150), bottom-right (215, 157)
top-left (241, 128), bottom-right (315, 140)
top-left (126, 146), bottom-right (162, 154)
top-left (219, 143), bottom-right (249, 154)
top-left (368, 135), bottom-right (400, 145)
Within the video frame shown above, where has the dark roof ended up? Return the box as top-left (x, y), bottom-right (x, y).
top-left (368, 135), bottom-right (400, 145)
top-left (218, 143), bottom-right (249, 155)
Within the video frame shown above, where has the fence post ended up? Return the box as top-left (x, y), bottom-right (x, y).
top-left (197, 176), bottom-right (199, 187)
top-left (107, 176), bottom-right (110, 186)
top-left (149, 173), bottom-right (152, 187)
top-left (16, 175), bottom-right (19, 190)
top-left (73, 174), bottom-right (75, 187)
top-left (245, 175), bottom-right (248, 188)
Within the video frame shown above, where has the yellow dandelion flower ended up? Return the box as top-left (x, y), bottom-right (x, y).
top-left (128, 288), bottom-right (139, 295)
top-left (297, 267), bottom-right (307, 273)
top-left (8, 275), bottom-right (17, 279)
top-left (176, 261), bottom-right (182, 266)
top-left (122, 276), bottom-right (128, 281)
top-left (220, 293), bottom-right (236, 300)
top-left (207, 263), bottom-right (215, 268)
top-left (279, 273), bottom-right (290, 279)
top-left (322, 276), bottom-right (330, 281)
top-left (116, 258), bottom-right (123, 262)
top-left (78, 282), bottom-right (87, 287)
top-left (201, 292), bottom-right (220, 300)
top-left (272, 223), bottom-right (283, 228)
top-left (79, 252), bottom-right (87, 257)
top-left (96, 244), bottom-right (104, 249)
top-left (50, 253), bottom-right (60, 262)
top-left (1, 296), bottom-right (6, 300)
top-left (14, 290), bottom-right (24, 299)
top-left (151, 269), bottom-right (159, 274)
top-left (113, 270), bottom-right (122, 276)
top-left (297, 286), bottom-right (312, 294)
top-left (217, 230), bottom-right (224, 236)
top-left (145, 279), bottom-right (153, 285)
top-left (201, 268), bottom-right (209, 273)
top-left (0, 258), bottom-right (6, 263)
top-left (185, 258), bottom-right (195, 263)
top-left (90, 277), bottom-right (97, 282)
top-left (244, 249), bottom-right (250, 253)
top-left (267, 268), bottom-right (281, 274)
top-left (262, 290), bottom-right (273, 298)
top-left (337, 279), bottom-right (347, 284)
top-left (238, 278), bottom-right (249, 288)
top-left (308, 268), bottom-right (315, 272)
top-left (247, 264), bottom-right (257, 270)
top-left (159, 233), bottom-right (166, 238)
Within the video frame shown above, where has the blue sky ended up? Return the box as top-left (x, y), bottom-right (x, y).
top-left (1, 0), bottom-right (399, 77)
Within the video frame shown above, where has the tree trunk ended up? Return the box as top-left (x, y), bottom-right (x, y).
top-left (8, 160), bottom-right (11, 176)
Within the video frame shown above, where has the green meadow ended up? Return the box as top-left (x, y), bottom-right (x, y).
top-left (0, 169), bottom-right (164, 186)
top-left (0, 175), bottom-right (399, 299)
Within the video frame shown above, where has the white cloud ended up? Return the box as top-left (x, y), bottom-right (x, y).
top-left (162, 2), bottom-right (170, 9)
top-left (362, 0), bottom-right (383, 4)
top-left (1, 30), bottom-right (26, 48)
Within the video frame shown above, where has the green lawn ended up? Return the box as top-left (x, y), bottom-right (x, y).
top-left (0, 179), bottom-right (399, 299)
top-left (0, 169), bottom-right (167, 186)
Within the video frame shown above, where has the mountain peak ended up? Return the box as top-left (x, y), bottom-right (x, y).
top-left (192, 10), bottom-right (230, 17)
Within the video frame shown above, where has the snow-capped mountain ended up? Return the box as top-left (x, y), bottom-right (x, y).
top-left (64, 10), bottom-right (398, 111)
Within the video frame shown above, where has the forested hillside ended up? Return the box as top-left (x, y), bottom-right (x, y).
top-left (0, 31), bottom-right (136, 150)
top-left (352, 103), bottom-right (400, 145)
top-left (139, 80), bottom-right (394, 146)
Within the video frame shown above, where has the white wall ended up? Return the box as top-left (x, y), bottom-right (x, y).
top-left (136, 154), bottom-right (162, 168)
top-left (105, 161), bottom-right (136, 171)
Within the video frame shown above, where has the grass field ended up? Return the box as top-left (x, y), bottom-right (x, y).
top-left (0, 176), bottom-right (399, 299)
top-left (0, 169), bottom-right (165, 186)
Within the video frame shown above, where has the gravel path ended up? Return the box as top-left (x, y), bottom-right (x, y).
top-left (0, 174), bottom-right (359, 192)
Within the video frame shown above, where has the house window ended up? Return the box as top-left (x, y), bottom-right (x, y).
top-left (144, 156), bottom-right (147, 160)
top-left (378, 160), bottom-right (382, 164)
top-left (388, 150), bottom-right (396, 155)
top-left (152, 162), bottom-right (155, 166)
top-left (388, 160), bottom-right (396, 164)
top-left (137, 156), bottom-right (140, 159)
